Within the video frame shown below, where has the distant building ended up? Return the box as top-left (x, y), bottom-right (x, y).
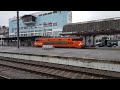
top-left (62, 17), bottom-right (120, 47)
top-left (9, 11), bottom-right (72, 37)
top-left (6, 11), bottom-right (72, 46)
top-left (0, 26), bottom-right (9, 45)
top-left (0, 26), bottom-right (9, 37)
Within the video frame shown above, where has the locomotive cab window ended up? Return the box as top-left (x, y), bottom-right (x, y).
top-left (76, 39), bottom-right (80, 41)
top-left (72, 38), bottom-right (83, 41)
top-left (72, 39), bottom-right (76, 41)
top-left (35, 40), bottom-right (40, 42)
top-left (79, 38), bottom-right (83, 41)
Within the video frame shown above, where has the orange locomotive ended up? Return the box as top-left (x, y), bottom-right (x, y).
top-left (34, 37), bottom-right (85, 49)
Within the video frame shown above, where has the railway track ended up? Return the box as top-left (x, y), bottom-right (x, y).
top-left (0, 57), bottom-right (119, 79)
top-left (0, 74), bottom-right (10, 79)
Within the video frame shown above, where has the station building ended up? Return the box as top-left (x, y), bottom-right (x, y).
top-left (61, 17), bottom-right (120, 47)
top-left (7, 11), bottom-right (72, 46)
top-left (9, 11), bottom-right (72, 37)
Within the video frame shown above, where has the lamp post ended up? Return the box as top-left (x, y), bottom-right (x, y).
top-left (17, 11), bottom-right (19, 48)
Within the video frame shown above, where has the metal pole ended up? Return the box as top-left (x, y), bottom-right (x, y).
top-left (1, 37), bottom-right (2, 48)
top-left (89, 36), bottom-right (91, 47)
top-left (17, 11), bottom-right (19, 48)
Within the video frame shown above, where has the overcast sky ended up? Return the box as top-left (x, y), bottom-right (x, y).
top-left (1, 11), bottom-right (120, 26)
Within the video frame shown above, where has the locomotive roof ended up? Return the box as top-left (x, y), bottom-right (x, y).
top-left (35, 37), bottom-right (82, 39)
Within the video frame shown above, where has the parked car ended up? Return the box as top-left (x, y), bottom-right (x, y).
top-left (95, 42), bottom-right (105, 47)
top-left (107, 40), bottom-right (118, 47)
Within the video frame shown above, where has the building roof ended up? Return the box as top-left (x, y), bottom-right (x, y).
top-left (21, 15), bottom-right (36, 19)
top-left (31, 11), bottom-right (53, 17)
top-left (9, 11), bottom-right (71, 21)
top-left (61, 29), bottom-right (120, 36)
top-left (65, 17), bottom-right (120, 26)
top-left (9, 11), bottom-right (54, 20)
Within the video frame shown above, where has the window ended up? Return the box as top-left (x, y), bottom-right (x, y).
top-left (23, 17), bottom-right (32, 22)
top-left (43, 13), bottom-right (47, 15)
top-left (48, 29), bottom-right (52, 31)
top-left (72, 38), bottom-right (83, 41)
top-left (12, 28), bottom-right (14, 30)
top-left (53, 22), bottom-right (57, 26)
top-left (72, 39), bottom-right (75, 41)
top-left (24, 34), bottom-right (26, 36)
top-left (48, 12), bottom-right (52, 15)
top-left (31, 33), bottom-right (33, 36)
top-left (12, 29), bottom-right (14, 33)
top-left (36, 40), bottom-right (40, 42)
top-left (39, 14), bottom-right (43, 16)
top-left (53, 11), bottom-right (57, 13)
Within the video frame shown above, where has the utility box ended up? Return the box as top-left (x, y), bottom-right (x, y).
top-left (118, 41), bottom-right (120, 47)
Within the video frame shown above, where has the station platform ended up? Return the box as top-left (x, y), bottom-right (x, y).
top-left (0, 46), bottom-right (119, 62)
top-left (85, 46), bottom-right (120, 50)
top-left (0, 46), bottom-right (120, 72)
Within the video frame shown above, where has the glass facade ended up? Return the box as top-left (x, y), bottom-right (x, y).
top-left (9, 11), bottom-right (72, 37)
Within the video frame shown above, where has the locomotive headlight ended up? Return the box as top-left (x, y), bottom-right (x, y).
top-left (40, 43), bottom-right (43, 45)
top-left (79, 43), bottom-right (82, 45)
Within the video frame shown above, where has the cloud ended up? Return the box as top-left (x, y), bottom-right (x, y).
top-left (72, 11), bottom-right (120, 23)
top-left (0, 11), bottom-right (120, 26)
top-left (0, 11), bottom-right (38, 26)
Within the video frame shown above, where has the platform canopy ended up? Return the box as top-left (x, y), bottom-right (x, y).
top-left (60, 29), bottom-right (120, 36)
